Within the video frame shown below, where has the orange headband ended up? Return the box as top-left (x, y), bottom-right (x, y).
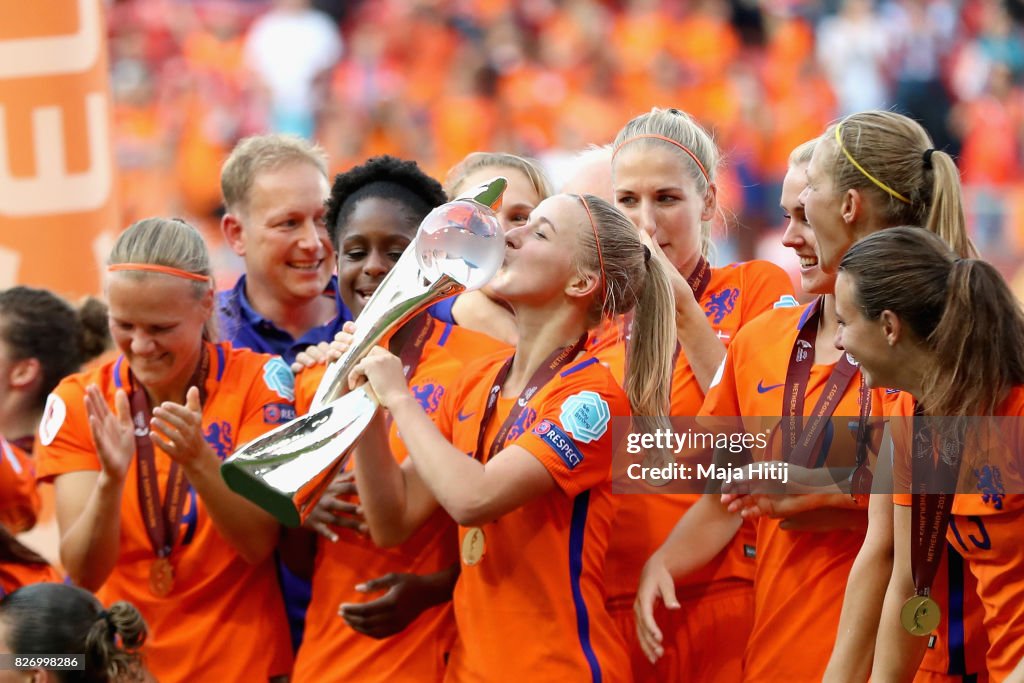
top-left (578, 196), bottom-right (606, 298)
top-left (108, 263), bottom-right (211, 283)
top-left (612, 134), bottom-right (710, 183)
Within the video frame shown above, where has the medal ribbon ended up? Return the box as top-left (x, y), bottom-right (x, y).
top-left (782, 297), bottom-right (861, 468)
top-left (910, 402), bottom-right (961, 598)
top-left (473, 334), bottom-right (588, 462)
top-left (130, 346), bottom-right (209, 561)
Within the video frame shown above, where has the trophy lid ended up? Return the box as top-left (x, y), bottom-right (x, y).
top-left (455, 176), bottom-right (508, 212)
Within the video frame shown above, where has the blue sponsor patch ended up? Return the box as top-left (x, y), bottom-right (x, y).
top-left (559, 390), bottom-right (610, 444)
top-left (533, 420), bottom-right (584, 470)
top-left (263, 403), bottom-right (297, 425)
top-left (262, 357), bottom-right (295, 401)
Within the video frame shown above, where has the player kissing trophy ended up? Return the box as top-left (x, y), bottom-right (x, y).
top-left (221, 178), bottom-right (508, 527)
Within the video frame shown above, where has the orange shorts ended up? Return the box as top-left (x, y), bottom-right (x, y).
top-left (610, 581), bottom-right (754, 683)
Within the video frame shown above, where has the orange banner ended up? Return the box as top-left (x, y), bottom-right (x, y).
top-left (0, 0), bottom-right (117, 296)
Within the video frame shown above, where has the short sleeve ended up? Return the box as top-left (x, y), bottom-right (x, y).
top-left (512, 372), bottom-right (629, 498)
top-left (740, 261), bottom-right (796, 323)
top-left (0, 438), bottom-right (40, 532)
top-left (35, 380), bottom-right (101, 482)
top-left (237, 356), bottom-right (298, 447)
top-left (699, 345), bottom-right (742, 418)
top-left (889, 393), bottom-right (915, 506)
top-left (294, 365), bottom-right (327, 416)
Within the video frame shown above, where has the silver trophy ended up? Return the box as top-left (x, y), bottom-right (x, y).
top-left (221, 178), bottom-right (508, 527)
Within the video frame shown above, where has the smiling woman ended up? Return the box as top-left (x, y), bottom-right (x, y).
top-left (290, 156), bottom-right (493, 683)
top-left (35, 217), bottom-right (295, 683)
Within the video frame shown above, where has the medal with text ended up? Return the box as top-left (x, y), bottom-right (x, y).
top-left (901, 406), bottom-right (962, 635)
top-left (465, 335), bottom-right (588, 565)
top-left (129, 348), bottom-right (209, 597)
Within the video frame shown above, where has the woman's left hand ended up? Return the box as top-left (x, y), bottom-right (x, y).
top-left (150, 386), bottom-right (213, 470)
top-left (348, 348), bottom-right (409, 408)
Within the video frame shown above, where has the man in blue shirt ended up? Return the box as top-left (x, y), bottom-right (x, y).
top-left (217, 133), bottom-right (351, 651)
top-left (218, 134), bottom-right (351, 364)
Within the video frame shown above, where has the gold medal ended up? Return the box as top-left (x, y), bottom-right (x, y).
top-left (901, 595), bottom-right (941, 636)
top-left (149, 557), bottom-right (174, 597)
top-left (462, 527), bottom-right (486, 566)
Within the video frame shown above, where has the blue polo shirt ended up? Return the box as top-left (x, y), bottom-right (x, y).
top-left (216, 275), bottom-right (352, 365)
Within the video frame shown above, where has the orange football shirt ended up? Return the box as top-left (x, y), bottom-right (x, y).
top-left (292, 320), bottom-right (471, 683)
top-left (434, 349), bottom-right (632, 682)
top-left (35, 342), bottom-right (293, 683)
top-left (891, 388), bottom-right (1024, 679)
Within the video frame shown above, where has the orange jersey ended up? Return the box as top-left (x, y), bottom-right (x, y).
top-left (292, 320), bottom-right (466, 683)
top-left (0, 559), bottom-right (64, 597)
top-left (597, 260), bottom-right (794, 605)
top-left (1, 437), bottom-right (40, 533)
top-left (35, 342), bottom-right (292, 683)
top-left (434, 349), bottom-right (631, 682)
top-left (891, 388), bottom-right (1024, 679)
top-left (701, 302), bottom-right (877, 682)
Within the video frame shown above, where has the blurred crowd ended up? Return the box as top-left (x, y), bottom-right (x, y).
top-left (108, 0), bottom-right (1024, 273)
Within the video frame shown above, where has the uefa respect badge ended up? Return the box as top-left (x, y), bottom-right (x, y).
top-left (559, 391), bottom-right (610, 443)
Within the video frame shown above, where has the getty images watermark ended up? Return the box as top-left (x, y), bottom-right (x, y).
top-left (622, 425), bottom-right (789, 487)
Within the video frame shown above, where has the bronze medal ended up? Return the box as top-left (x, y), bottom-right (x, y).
top-left (149, 557), bottom-right (174, 597)
top-left (462, 527), bottom-right (486, 566)
top-left (901, 595), bottom-right (941, 636)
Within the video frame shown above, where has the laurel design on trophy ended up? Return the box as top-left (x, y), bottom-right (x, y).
top-left (220, 178), bottom-right (508, 527)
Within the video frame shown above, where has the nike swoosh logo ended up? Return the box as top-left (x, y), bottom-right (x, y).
top-left (457, 410), bottom-right (476, 422)
top-left (757, 381), bottom-right (784, 394)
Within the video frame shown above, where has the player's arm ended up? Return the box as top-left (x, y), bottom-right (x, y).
top-left (55, 469), bottom-right (124, 591)
top-left (869, 501), bottom-right (927, 682)
top-left (634, 487), bottom-right (741, 662)
top-left (822, 490), bottom-right (894, 683)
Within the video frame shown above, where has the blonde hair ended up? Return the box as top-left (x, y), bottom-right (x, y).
top-left (612, 107), bottom-right (721, 259)
top-left (574, 195), bottom-right (676, 417)
top-left (789, 138), bottom-right (818, 167)
top-left (107, 217), bottom-right (218, 341)
top-left (444, 152), bottom-right (554, 201)
top-left (823, 111), bottom-right (975, 258)
top-left (221, 134), bottom-right (328, 213)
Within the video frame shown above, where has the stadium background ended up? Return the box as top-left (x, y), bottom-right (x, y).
top-left (2, 0), bottom-right (1024, 296)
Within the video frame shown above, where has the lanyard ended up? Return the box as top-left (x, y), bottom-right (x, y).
top-left (130, 346), bottom-right (208, 560)
top-left (782, 297), bottom-right (862, 468)
top-left (473, 334), bottom-right (588, 462)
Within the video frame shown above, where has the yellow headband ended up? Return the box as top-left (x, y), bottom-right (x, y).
top-left (834, 123), bottom-right (911, 205)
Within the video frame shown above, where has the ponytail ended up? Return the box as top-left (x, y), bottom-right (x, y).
top-left (925, 258), bottom-right (1024, 416)
top-left (924, 150), bottom-right (975, 259)
top-left (84, 601), bottom-right (147, 682)
top-left (0, 583), bottom-right (148, 682)
top-left (625, 254), bottom-right (676, 417)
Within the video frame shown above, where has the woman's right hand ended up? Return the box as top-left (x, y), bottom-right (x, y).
top-left (291, 322), bottom-right (357, 373)
top-left (303, 470), bottom-right (367, 542)
top-left (634, 550), bottom-right (681, 664)
top-left (84, 386), bottom-right (135, 483)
